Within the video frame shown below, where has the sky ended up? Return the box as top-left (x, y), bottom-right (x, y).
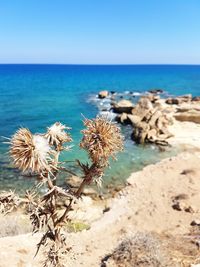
top-left (0, 0), bottom-right (200, 64)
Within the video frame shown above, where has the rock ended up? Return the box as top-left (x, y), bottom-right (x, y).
top-left (148, 89), bottom-right (164, 94)
top-left (132, 108), bottom-right (150, 121)
top-left (172, 202), bottom-right (185, 211)
top-left (148, 110), bottom-right (162, 128)
top-left (98, 90), bottom-right (109, 99)
top-left (172, 200), bottom-right (197, 213)
top-left (155, 139), bottom-right (169, 146)
top-left (172, 193), bottom-right (189, 201)
top-left (192, 96), bottom-right (200, 102)
top-left (147, 129), bottom-right (157, 141)
top-left (103, 207), bottom-right (110, 213)
top-left (174, 110), bottom-right (200, 124)
top-left (181, 169), bottom-right (196, 175)
top-left (166, 94), bottom-right (192, 105)
top-left (179, 94), bottom-right (192, 101)
top-left (154, 98), bottom-right (169, 109)
top-left (184, 205), bottom-right (195, 213)
top-left (66, 175), bottom-right (82, 188)
top-left (82, 187), bottom-right (98, 198)
top-left (127, 114), bottom-right (141, 126)
top-left (116, 113), bottom-right (133, 125)
top-left (156, 116), bottom-right (169, 130)
top-left (130, 96), bottom-right (173, 146)
top-left (166, 98), bottom-right (179, 105)
top-left (177, 104), bottom-right (200, 112)
top-left (158, 132), bottom-right (173, 140)
top-left (132, 97), bottom-right (153, 120)
top-left (138, 96), bottom-right (154, 110)
top-left (145, 93), bottom-right (160, 103)
top-left (191, 219), bottom-right (200, 226)
top-left (113, 100), bottom-right (134, 113)
top-left (119, 112), bottom-right (128, 124)
top-left (143, 111), bottom-right (154, 122)
top-left (132, 121), bottom-right (150, 144)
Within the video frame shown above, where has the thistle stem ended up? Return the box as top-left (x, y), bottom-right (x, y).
top-left (55, 165), bottom-right (94, 226)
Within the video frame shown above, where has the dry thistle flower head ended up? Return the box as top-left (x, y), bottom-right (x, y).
top-left (80, 117), bottom-right (124, 165)
top-left (10, 128), bottom-right (54, 174)
top-left (45, 122), bottom-right (72, 150)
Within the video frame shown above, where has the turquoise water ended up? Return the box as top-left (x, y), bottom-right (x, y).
top-left (0, 64), bottom-right (200, 192)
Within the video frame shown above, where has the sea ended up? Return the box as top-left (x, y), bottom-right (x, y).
top-left (0, 64), bottom-right (200, 193)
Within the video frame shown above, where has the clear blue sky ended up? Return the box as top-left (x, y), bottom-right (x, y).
top-left (0, 0), bottom-right (200, 64)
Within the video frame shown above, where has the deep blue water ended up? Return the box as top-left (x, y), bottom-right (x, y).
top-left (0, 64), bottom-right (200, 192)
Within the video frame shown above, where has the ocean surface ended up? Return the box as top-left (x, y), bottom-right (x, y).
top-left (0, 64), bottom-right (200, 193)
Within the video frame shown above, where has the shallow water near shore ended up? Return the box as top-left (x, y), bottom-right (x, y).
top-left (0, 64), bottom-right (199, 193)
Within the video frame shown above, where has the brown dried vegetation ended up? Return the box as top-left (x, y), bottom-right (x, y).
top-left (1, 117), bottom-right (123, 267)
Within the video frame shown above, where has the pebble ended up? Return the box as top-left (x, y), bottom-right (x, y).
top-left (190, 219), bottom-right (200, 226)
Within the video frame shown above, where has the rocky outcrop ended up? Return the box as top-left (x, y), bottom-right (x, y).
top-left (174, 110), bottom-right (200, 124)
top-left (166, 94), bottom-right (192, 105)
top-left (98, 90), bottom-right (109, 99)
top-left (132, 113), bottom-right (173, 145)
top-left (96, 90), bottom-right (200, 146)
top-left (113, 95), bottom-right (174, 146)
top-left (112, 100), bottom-right (134, 113)
top-left (192, 96), bottom-right (200, 102)
top-left (129, 95), bottom-right (173, 145)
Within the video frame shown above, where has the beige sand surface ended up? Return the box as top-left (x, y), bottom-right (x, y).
top-left (168, 120), bottom-right (200, 148)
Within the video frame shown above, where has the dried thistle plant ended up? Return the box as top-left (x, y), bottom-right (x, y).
top-left (80, 117), bottom-right (123, 165)
top-left (45, 122), bottom-right (72, 151)
top-left (78, 117), bottom-right (124, 188)
top-left (1, 117), bottom-right (123, 266)
top-left (10, 128), bottom-right (55, 177)
top-left (0, 190), bottom-right (21, 214)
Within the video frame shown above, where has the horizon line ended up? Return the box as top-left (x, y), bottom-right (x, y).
top-left (0, 63), bottom-right (200, 66)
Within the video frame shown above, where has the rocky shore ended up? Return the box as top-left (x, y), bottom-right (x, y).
top-left (95, 90), bottom-right (200, 148)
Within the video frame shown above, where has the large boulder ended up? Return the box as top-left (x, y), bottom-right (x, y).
top-left (166, 94), bottom-right (192, 105)
top-left (166, 98), bottom-right (179, 105)
top-left (132, 96), bottom-right (154, 120)
top-left (148, 110), bottom-right (162, 128)
top-left (137, 96), bottom-right (154, 110)
top-left (116, 113), bottom-right (142, 126)
top-left (113, 100), bottom-right (134, 113)
top-left (132, 121), bottom-right (150, 144)
top-left (192, 96), bottom-right (200, 102)
top-left (179, 94), bottom-right (192, 102)
top-left (116, 113), bottom-right (129, 124)
top-left (174, 110), bottom-right (200, 124)
top-left (176, 103), bottom-right (200, 112)
top-left (98, 90), bottom-right (109, 99)
top-left (127, 114), bottom-right (141, 126)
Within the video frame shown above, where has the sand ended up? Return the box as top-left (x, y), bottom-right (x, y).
top-left (168, 120), bottom-right (200, 149)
